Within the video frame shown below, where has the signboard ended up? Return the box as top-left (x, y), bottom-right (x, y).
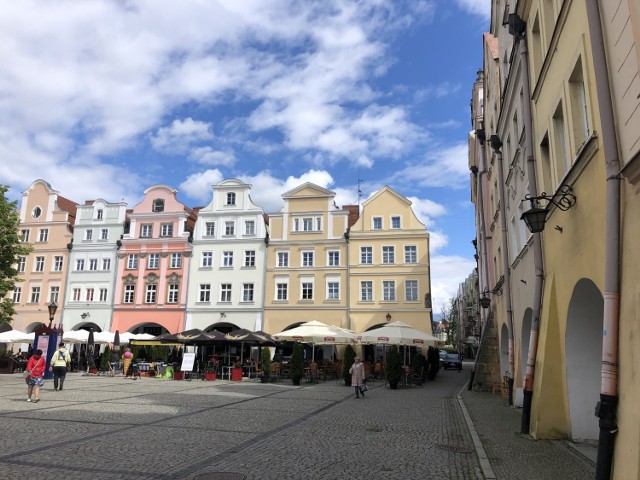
top-left (180, 352), bottom-right (196, 372)
top-left (37, 335), bottom-right (50, 360)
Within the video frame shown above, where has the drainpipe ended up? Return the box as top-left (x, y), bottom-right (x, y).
top-left (469, 131), bottom-right (491, 390)
top-left (585, 2), bottom-right (621, 478)
top-left (510, 24), bottom-right (545, 435)
top-left (490, 137), bottom-right (516, 405)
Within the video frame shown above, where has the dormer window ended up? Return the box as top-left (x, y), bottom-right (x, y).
top-left (32, 206), bottom-right (42, 218)
top-left (226, 192), bottom-right (236, 205)
top-left (96, 209), bottom-right (103, 220)
top-left (152, 199), bottom-right (164, 212)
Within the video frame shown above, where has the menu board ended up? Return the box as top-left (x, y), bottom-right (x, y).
top-left (180, 352), bottom-right (196, 372)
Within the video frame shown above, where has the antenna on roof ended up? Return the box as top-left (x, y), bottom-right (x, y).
top-left (357, 179), bottom-right (363, 206)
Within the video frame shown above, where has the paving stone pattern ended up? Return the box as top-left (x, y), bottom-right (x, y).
top-left (0, 364), bottom-right (594, 480)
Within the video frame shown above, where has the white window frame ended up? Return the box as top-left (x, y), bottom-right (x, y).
top-left (89, 258), bottom-right (98, 271)
top-left (277, 251), bottom-right (289, 267)
top-left (199, 284), bottom-right (211, 302)
top-left (38, 228), bottom-right (49, 242)
top-left (147, 253), bottom-right (160, 269)
top-left (72, 288), bottom-right (81, 301)
top-left (391, 216), bottom-right (401, 229)
top-left (220, 283), bottom-right (232, 302)
top-left (222, 251), bottom-right (234, 268)
top-left (127, 254), bottom-right (138, 269)
top-left (242, 283), bottom-right (254, 302)
top-left (123, 285), bottom-right (135, 303)
top-left (301, 251), bottom-right (314, 267)
top-left (244, 250), bottom-right (256, 267)
top-left (360, 246), bottom-right (372, 264)
top-left (53, 256), bottom-right (63, 272)
top-left (405, 280), bottom-right (418, 301)
top-left (49, 286), bottom-right (59, 303)
top-left (276, 282), bottom-right (288, 301)
top-left (141, 224), bottom-right (153, 238)
top-left (226, 192), bottom-right (236, 205)
top-left (383, 280), bottom-right (396, 301)
top-left (145, 284), bottom-right (157, 304)
top-left (328, 250), bottom-right (340, 266)
top-left (170, 253), bottom-right (182, 269)
top-left (102, 258), bottom-right (111, 271)
top-left (35, 256), bottom-right (45, 272)
top-left (360, 281), bottom-right (373, 301)
top-left (224, 221), bottom-right (235, 236)
top-left (30, 286), bottom-right (40, 303)
top-left (382, 246), bottom-right (395, 264)
top-left (201, 251), bottom-right (213, 268)
top-left (301, 280), bottom-right (314, 300)
top-left (100, 228), bottom-right (108, 240)
top-left (12, 287), bottom-right (21, 303)
top-left (244, 220), bottom-right (255, 236)
top-left (21, 229), bottom-right (30, 242)
top-left (160, 223), bottom-right (173, 237)
top-left (205, 222), bottom-right (215, 237)
top-left (372, 217), bottom-right (383, 230)
top-left (326, 279), bottom-right (340, 300)
top-left (404, 245), bottom-right (417, 263)
top-left (75, 259), bottom-right (85, 271)
top-left (86, 288), bottom-right (94, 302)
top-left (99, 288), bottom-right (108, 302)
top-left (17, 256), bottom-right (26, 273)
top-left (167, 284), bottom-right (179, 304)
top-left (85, 229), bottom-right (93, 241)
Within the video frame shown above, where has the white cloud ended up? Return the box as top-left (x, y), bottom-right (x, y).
top-left (430, 254), bottom-right (476, 314)
top-left (188, 147), bottom-right (235, 167)
top-left (414, 82), bottom-right (462, 101)
top-left (150, 118), bottom-right (214, 152)
top-left (179, 169), bottom-right (225, 203)
top-left (394, 142), bottom-right (470, 189)
top-left (455, 0), bottom-right (491, 19)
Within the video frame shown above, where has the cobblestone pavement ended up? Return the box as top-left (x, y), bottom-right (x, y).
top-left (0, 364), bottom-right (595, 480)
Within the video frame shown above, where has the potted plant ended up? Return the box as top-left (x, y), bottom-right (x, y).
top-left (205, 359), bottom-right (217, 381)
top-left (410, 352), bottom-right (424, 386)
top-left (259, 348), bottom-right (271, 383)
top-left (100, 346), bottom-right (111, 373)
top-left (385, 345), bottom-right (403, 389)
top-left (290, 343), bottom-right (304, 385)
top-left (342, 344), bottom-right (356, 387)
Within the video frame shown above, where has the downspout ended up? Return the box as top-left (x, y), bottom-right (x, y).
top-left (469, 131), bottom-right (491, 390)
top-left (511, 26), bottom-right (545, 435)
top-left (585, 2), bottom-right (621, 478)
top-left (490, 137), bottom-right (516, 405)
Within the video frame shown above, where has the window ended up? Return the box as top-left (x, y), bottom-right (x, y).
top-left (372, 217), bottom-right (382, 230)
top-left (53, 256), bottom-right (63, 272)
top-left (141, 224), bottom-right (153, 238)
top-left (405, 280), bottom-right (418, 301)
top-left (20, 229), bottom-right (29, 242)
top-left (160, 223), bottom-right (173, 237)
top-left (293, 216), bottom-right (322, 232)
top-left (100, 228), bottom-right (108, 240)
top-left (201, 252), bottom-right (213, 268)
top-left (127, 254), bottom-right (138, 269)
top-left (123, 285), bottom-right (135, 303)
top-left (86, 288), bottom-right (94, 302)
top-left (383, 280), bottom-right (396, 301)
top-left (382, 246), bottom-right (395, 264)
top-left (301, 281), bottom-right (314, 300)
top-left (222, 251), bottom-right (234, 267)
top-left (328, 251), bottom-right (340, 266)
top-left (170, 253), bottom-right (182, 269)
top-left (30, 286), bottom-right (40, 303)
top-left (220, 284), bottom-right (232, 302)
top-left (226, 192), bottom-right (236, 205)
top-left (303, 218), bottom-right (313, 231)
top-left (224, 221), bottom-right (235, 236)
top-left (145, 284), bottom-right (157, 303)
top-left (327, 281), bottom-right (340, 300)
top-left (391, 216), bottom-right (401, 229)
top-left (12, 287), bottom-right (21, 303)
top-left (49, 286), bottom-right (59, 303)
top-left (148, 253), bottom-right (159, 269)
top-left (85, 229), bottom-right (93, 241)
top-left (242, 283), bottom-right (254, 302)
top-left (102, 258), bottom-right (111, 271)
top-left (360, 246), bottom-right (372, 264)
top-left (552, 101), bottom-right (569, 180)
top-left (35, 256), bottom-right (45, 272)
top-left (205, 222), bottom-right (215, 236)
top-left (244, 250), bottom-right (256, 267)
top-left (96, 209), bottom-right (103, 220)
top-left (199, 284), bottom-right (211, 302)
top-left (167, 284), bottom-right (179, 304)
top-left (152, 198), bottom-right (164, 212)
top-left (569, 57), bottom-right (590, 152)
top-left (32, 206), bottom-right (42, 218)
top-left (75, 259), bottom-right (85, 271)
top-left (99, 288), bottom-right (108, 302)
top-left (277, 251), bottom-right (289, 267)
top-left (316, 217), bottom-right (322, 231)
top-left (17, 256), bottom-right (26, 273)
top-left (404, 246), bottom-right (417, 263)
top-left (302, 251), bottom-right (314, 267)
top-left (360, 281), bottom-right (373, 301)
top-left (89, 258), bottom-right (98, 271)
top-left (245, 220), bottom-right (255, 235)
top-left (72, 288), bottom-right (81, 301)
top-left (276, 283), bottom-right (288, 300)
top-left (38, 228), bottom-right (49, 242)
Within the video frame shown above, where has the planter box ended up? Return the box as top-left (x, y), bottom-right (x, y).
top-left (173, 371), bottom-right (184, 380)
top-left (0, 358), bottom-right (14, 374)
top-left (231, 368), bottom-right (242, 381)
top-left (205, 373), bottom-right (217, 381)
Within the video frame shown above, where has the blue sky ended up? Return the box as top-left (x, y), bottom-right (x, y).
top-left (0, 0), bottom-right (490, 314)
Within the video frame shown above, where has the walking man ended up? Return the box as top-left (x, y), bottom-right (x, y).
top-left (49, 341), bottom-right (71, 391)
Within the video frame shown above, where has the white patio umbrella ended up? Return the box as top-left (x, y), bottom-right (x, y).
top-left (273, 320), bottom-right (355, 361)
top-left (62, 330), bottom-right (90, 344)
top-left (93, 331), bottom-right (115, 344)
top-left (0, 329), bottom-right (35, 343)
top-left (356, 321), bottom-right (439, 346)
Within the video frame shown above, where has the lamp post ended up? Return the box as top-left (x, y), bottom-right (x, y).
top-left (48, 301), bottom-right (58, 327)
top-left (520, 185), bottom-right (577, 233)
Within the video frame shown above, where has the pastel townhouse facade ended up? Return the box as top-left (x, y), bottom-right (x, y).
top-left (111, 185), bottom-right (194, 336)
top-left (186, 179), bottom-right (268, 333)
top-left (263, 183), bottom-right (350, 335)
top-left (11, 180), bottom-right (77, 333)
top-left (62, 199), bottom-right (127, 333)
top-left (347, 186), bottom-right (433, 337)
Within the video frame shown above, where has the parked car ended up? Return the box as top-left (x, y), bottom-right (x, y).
top-left (443, 353), bottom-right (462, 370)
top-left (439, 350), bottom-right (447, 366)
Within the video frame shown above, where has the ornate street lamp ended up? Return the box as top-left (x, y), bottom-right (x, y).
top-left (386, 312), bottom-right (392, 322)
top-left (520, 185), bottom-right (577, 234)
top-left (47, 301), bottom-right (58, 327)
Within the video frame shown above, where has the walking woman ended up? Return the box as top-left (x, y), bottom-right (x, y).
top-left (25, 349), bottom-right (46, 403)
top-left (349, 356), bottom-right (366, 399)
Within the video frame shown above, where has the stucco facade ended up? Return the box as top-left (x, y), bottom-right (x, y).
top-left (347, 186), bottom-right (432, 336)
top-left (186, 179), bottom-right (267, 333)
top-left (111, 185), bottom-right (193, 336)
top-left (12, 180), bottom-right (76, 333)
top-left (263, 183), bottom-right (350, 334)
top-left (62, 199), bottom-right (127, 333)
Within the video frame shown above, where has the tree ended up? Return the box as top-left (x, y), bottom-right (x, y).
top-left (0, 185), bottom-right (32, 325)
top-left (441, 298), bottom-right (459, 347)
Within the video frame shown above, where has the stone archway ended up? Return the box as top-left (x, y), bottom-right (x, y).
top-left (566, 278), bottom-right (602, 441)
